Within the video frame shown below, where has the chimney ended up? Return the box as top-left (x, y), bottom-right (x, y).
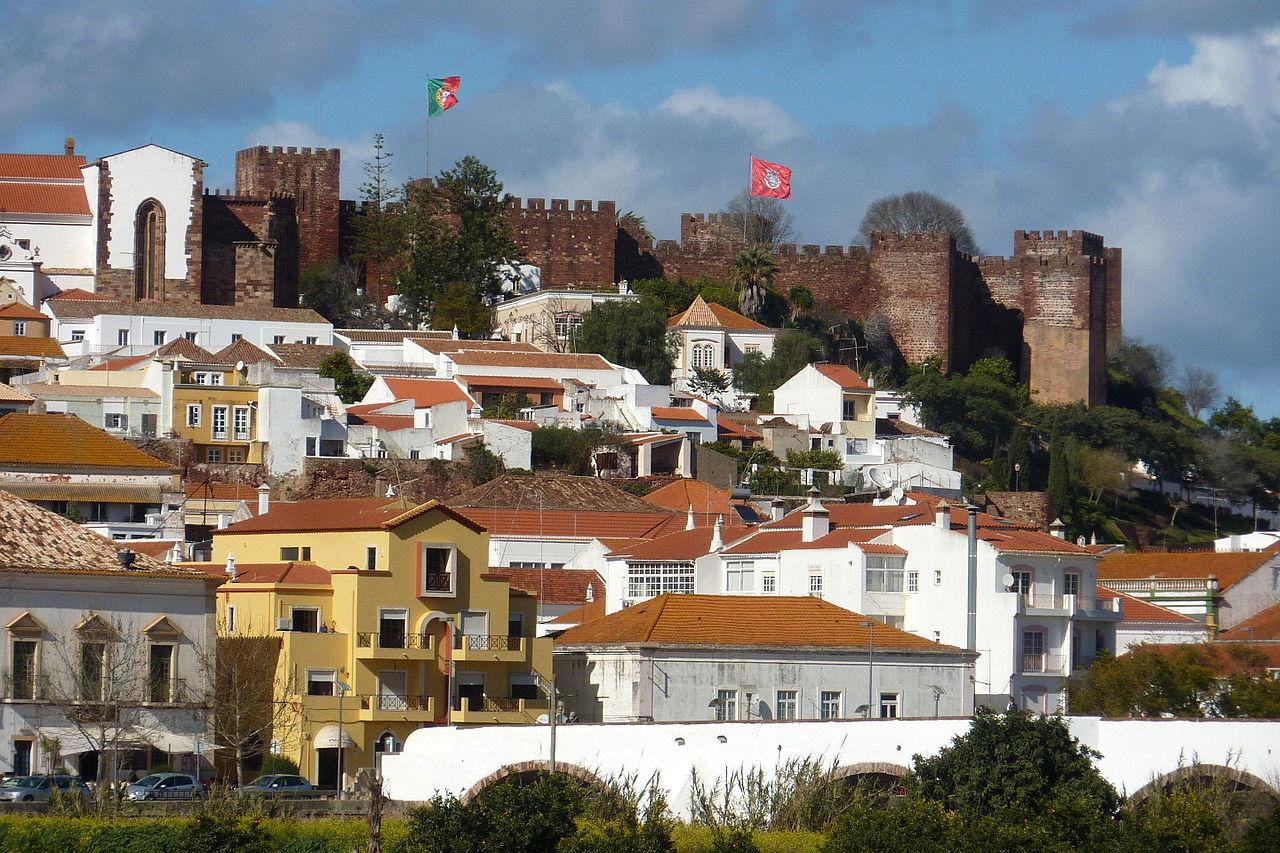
top-left (801, 486), bottom-right (829, 543)
top-left (169, 542), bottom-right (183, 564)
top-left (965, 505), bottom-right (978, 652)
top-left (225, 552), bottom-right (237, 578)
top-left (451, 324), bottom-right (460, 340)
top-left (710, 515), bottom-right (724, 551)
top-left (64, 136), bottom-right (75, 156)
top-left (217, 512), bottom-right (230, 530)
top-left (585, 582), bottom-right (595, 603)
top-left (935, 498), bottom-right (952, 530)
top-left (1229, 534), bottom-right (1242, 552)
top-left (1049, 518), bottom-right (1066, 539)
top-left (116, 549), bottom-right (136, 570)
top-left (257, 482), bottom-right (271, 515)
top-left (770, 497), bottom-right (785, 522)
top-left (686, 505), bottom-right (695, 531)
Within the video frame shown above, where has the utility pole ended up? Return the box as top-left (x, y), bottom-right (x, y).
top-left (862, 620), bottom-right (875, 718)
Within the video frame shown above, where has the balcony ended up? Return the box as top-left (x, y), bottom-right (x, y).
top-left (1019, 592), bottom-right (1066, 614)
top-left (354, 631), bottom-right (435, 660)
top-left (1, 671), bottom-right (37, 702)
top-left (450, 696), bottom-right (548, 725)
top-left (357, 693), bottom-right (435, 722)
top-left (421, 572), bottom-right (454, 596)
top-left (452, 634), bottom-right (527, 663)
top-left (1021, 653), bottom-right (1067, 675)
top-left (1066, 594), bottom-right (1123, 621)
top-left (145, 677), bottom-right (201, 706)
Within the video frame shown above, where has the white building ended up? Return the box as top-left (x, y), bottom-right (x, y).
top-left (0, 489), bottom-right (218, 781)
top-left (1097, 586), bottom-right (1211, 654)
top-left (667, 296), bottom-right (779, 388)
top-left (0, 148), bottom-right (96, 301)
top-left (555, 593), bottom-right (976, 723)
top-left (1098, 550), bottom-right (1280, 630)
top-left (492, 284), bottom-right (638, 350)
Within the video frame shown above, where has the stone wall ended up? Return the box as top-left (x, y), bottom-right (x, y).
top-left (235, 146), bottom-right (340, 274)
top-left (289, 457), bottom-right (484, 502)
top-left (201, 192), bottom-right (299, 307)
top-left (503, 197), bottom-right (617, 288)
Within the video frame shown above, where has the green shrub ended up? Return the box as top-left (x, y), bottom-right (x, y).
top-left (670, 826), bottom-right (823, 853)
top-left (259, 754), bottom-right (301, 776)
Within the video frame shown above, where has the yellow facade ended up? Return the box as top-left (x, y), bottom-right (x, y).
top-left (172, 365), bottom-right (262, 465)
top-left (209, 503), bottom-right (552, 788)
top-left (842, 389), bottom-right (876, 442)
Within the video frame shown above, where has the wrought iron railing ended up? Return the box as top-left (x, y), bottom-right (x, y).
top-left (455, 634), bottom-right (523, 652)
top-left (422, 572), bottom-right (452, 592)
top-left (452, 696), bottom-right (522, 713)
top-left (2, 670), bottom-right (37, 701)
top-left (1022, 653), bottom-right (1066, 674)
top-left (360, 694), bottom-right (431, 712)
top-left (355, 632), bottom-right (431, 650)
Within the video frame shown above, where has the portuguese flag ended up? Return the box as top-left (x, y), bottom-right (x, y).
top-left (428, 76), bottom-right (462, 117)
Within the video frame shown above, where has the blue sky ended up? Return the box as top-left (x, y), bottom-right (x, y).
top-left (4, 1), bottom-right (1279, 413)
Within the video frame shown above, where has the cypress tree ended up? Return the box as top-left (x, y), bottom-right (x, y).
top-left (1047, 431), bottom-right (1070, 521)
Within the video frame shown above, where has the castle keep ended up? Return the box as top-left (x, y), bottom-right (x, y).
top-left (502, 198), bottom-right (1120, 406)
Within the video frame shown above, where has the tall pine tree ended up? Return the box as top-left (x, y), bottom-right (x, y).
top-left (1046, 431), bottom-right (1071, 522)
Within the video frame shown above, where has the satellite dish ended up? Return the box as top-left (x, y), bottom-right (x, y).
top-left (890, 486), bottom-right (905, 504)
top-left (535, 714), bottom-right (550, 725)
top-left (1076, 535), bottom-right (1087, 546)
top-left (1001, 572), bottom-right (1016, 590)
top-left (235, 360), bottom-right (245, 372)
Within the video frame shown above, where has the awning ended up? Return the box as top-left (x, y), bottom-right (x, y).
top-left (0, 482), bottom-right (163, 503)
top-left (313, 724), bottom-right (356, 749)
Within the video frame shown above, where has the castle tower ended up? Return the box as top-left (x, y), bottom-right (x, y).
top-left (235, 146), bottom-right (340, 273)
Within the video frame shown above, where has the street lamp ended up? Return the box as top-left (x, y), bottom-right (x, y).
top-left (1014, 462), bottom-right (1021, 492)
top-left (861, 620), bottom-right (876, 718)
top-left (336, 680), bottom-right (351, 797)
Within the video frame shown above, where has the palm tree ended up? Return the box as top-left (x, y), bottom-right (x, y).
top-left (730, 246), bottom-right (776, 321)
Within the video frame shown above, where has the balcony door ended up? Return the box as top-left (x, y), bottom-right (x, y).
top-left (460, 611), bottom-right (488, 645)
top-left (379, 609), bottom-right (407, 649)
top-left (1022, 630), bottom-right (1046, 672)
top-left (377, 670), bottom-right (408, 711)
top-left (457, 671), bottom-right (484, 711)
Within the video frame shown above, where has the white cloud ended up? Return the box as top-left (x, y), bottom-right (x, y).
top-left (659, 86), bottom-right (803, 146)
top-left (242, 121), bottom-right (377, 198)
top-left (1148, 28), bottom-right (1280, 122)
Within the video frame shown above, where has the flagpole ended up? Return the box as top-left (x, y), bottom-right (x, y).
top-left (425, 99), bottom-right (432, 181)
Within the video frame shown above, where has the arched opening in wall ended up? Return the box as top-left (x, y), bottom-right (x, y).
top-left (831, 762), bottom-right (910, 800)
top-left (1130, 763), bottom-right (1279, 825)
top-left (460, 761), bottom-right (606, 805)
top-left (134, 199), bottom-right (166, 300)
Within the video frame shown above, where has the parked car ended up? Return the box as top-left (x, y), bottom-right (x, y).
top-left (237, 774), bottom-right (316, 797)
top-left (0, 775), bottom-right (90, 802)
top-left (124, 772), bottom-right (204, 801)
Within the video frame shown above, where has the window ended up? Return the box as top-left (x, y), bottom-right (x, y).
top-left (510, 672), bottom-right (539, 700)
top-left (226, 605), bottom-right (236, 634)
top-left (1013, 570), bottom-right (1033, 604)
top-left (842, 399), bottom-right (857, 421)
top-left (809, 573), bottom-right (823, 598)
top-left (11, 640), bottom-right (36, 700)
top-left (1023, 630), bottom-right (1046, 672)
top-left (273, 335), bottom-right (285, 345)
top-left (865, 556), bottom-right (906, 592)
top-left (305, 336), bottom-right (318, 345)
top-left (118, 329), bottom-right (130, 346)
top-left (421, 544), bottom-right (457, 594)
top-left (933, 630), bottom-right (942, 643)
top-left (148, 645), bottom-right (174, 703)
top-left (1072, 629), bottom-right (1081, 668)
top-left (409, 449), bottom-right (421, 460)
top-left (907, 570), bottom-right (919, 593)
top-left (627, 563), bottom-right (696, 598)
top-left (819, 691), bottom-right (841, 720)
top-left (280, 546), bottom-right (312, 561)
top-left (134, 199), bottom-right (165, 299)
top-left (291, 608), bottom-right (319, 633)
top-left (508, 612), bottom-right (525, 640)
top-left (71, 329), bottom-right (85, 342)
top-left (184, 331), bottom-right (198, 342)
top-left (691, 342), bottom-right (715, 369)
top-left (227, 449), bottom-right (245, 463)
top-left (375, 732), bottom-right (400, 754)
top-left (13, 321), bottom-right (25, 336)
top-left (306, 669), bottom-right (335, 696)
top-left (879, 692), bottom-right (900, 719)
top-left (553, 313), bottom-right (582, 339)
top-left (194, 371), bottom-right (225, 386)
top-left (1064, 572), bottom-right (1080, 597)
top-left (305, 437), bottom-right (317, 456)
top-left (378, 610), bottom-right (407, 648)
top-left (205, 448), bottom-right (222, 463)
top-left (104, 413), bottom-right (128, 431)
top-left (366, 545), bottom-right (378, 572)
top-left (775, 690), bottom-right (797, 721)
top-left (153, 330), bottom-right (166, 345)
top-left (212, 406), bottom-right (228, 440)
top-left (230, 333), bottom-right (242, 343)
top-left (725, 561), bottom-right (755, 593)
top-left (185, 404), bottom-right (201, 428)
top-left (714, 689), bottom-right (738, 721)
top-left (80, 642), bottom-right (106, 701)
top-left (761, 573), bottom-right (776, 594)
top-left (233, 406), bottom-right (251, 440)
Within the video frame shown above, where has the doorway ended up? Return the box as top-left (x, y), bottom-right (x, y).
top-left (457, 672), bottom-right (484, 711)
top-left (378, 670), bottom-right (408, 711)
top-left (78, 751), bottom-right (100, 782)
top-left (316, 748), bottom-right (338, 790)
top-left (13, 740), bottom-right (32, 775)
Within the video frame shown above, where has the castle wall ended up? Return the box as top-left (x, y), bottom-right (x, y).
top-left (201, 192), bottom-right (299, 308)
top-left (869, 232), bottom-right (955, 367)
top-left (503, 197), bottom-right (617, 288)
top-left (235, 146), bottom-right (339, 274)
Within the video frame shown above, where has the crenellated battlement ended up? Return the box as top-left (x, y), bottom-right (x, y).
top-left (1014, 229), bottom-right (1105, 258)
top-left (504, 197), bottom-right (617, 216)
top-left (241, 144), bottom-right (340, 160)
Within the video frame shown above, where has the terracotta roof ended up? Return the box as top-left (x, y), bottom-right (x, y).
top-left (643, 479), bottom-right (736, 517)
top-left (1097, 551), bottom-right (1275, 592)
top-left (717, 414), bottom-right (762, 441)
top-left (0, 412), bottom-right (173, 470)
top-left (47, 288), bottom-right (112, 301)
top-left (382, 377), bottom-right (472, 408)
top-left (1219, 602), bottom-right (1280, 642)
top-left (548, 598), bottom-right (606, 626)
top-left (973, 528), bottom-right (1092, 555)
top-left (875, 417), bottom-right (943, 438)
top-left (1095, 585), bottom-right (1203, 625)
top-left (267, 343), bottom-right (347, 369)
top-left (0, 152), bottom-right (88, 180)
top-left (617, 526), bottom-right (738, 561)
top-left (212, 339), bottom-right (281, 366)
top-left (624, 432), bottom-right (684, 446)
top-left (651, 406), bottom-right (712, 423)
top-left (218, 498), bottom-right (413, 534)
top-left (337, 328), bottom-right (441, 343)
top-left (410, 339), bottom-right (541, 355)
top-left (224, 561), bottom-right (332, 586)
top-left (460, 374), bottom-right (564, 391)
top-left (129, 539), bottom-right (183, 559)
top-left (0, 383), bottom-right (33, 403)
top-left (0, 482), bottom-right (162, 503)
top-left (488, 568), bottom-right (603, 606)
top-left (814, 363), bottom-right (872, 391)
top-left (22, 382), bottom-right (158, 399)
top-left (450, 350), bottom-right (614, 370)
top-left (667, 295), bottom-right (768, 331)
top-left (155, 336), bottom-right (215, 361)
top-left (0, 489), bottom-right (207, 579)
top-left (450, 472), bottom-right (668, 514)
top-left (0, 303), bottom-right (47, 320)
top-left (185, 481), bottom-right (262, 503)
top-left (87, 353), bottom-right (153, 371)
top-left (484, 419), bottom-right (538, 432)
top-left (348, 412), bottom-right (414, 431)
top-left (0, 183), bottom-right (91, 216)
top-left (45, 299), bottom-right (328, 324)
top-left (556, 594), bottom-right (968, 653)
top-left (455, 507), bottom-right (671, 540)
top-left (0, 336), bottom-right (64, 358)
top-left (721, 526), bottom-right (886, 555)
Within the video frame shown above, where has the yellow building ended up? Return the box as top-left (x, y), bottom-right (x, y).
top-left (170, 350), bottom-right (263, 466)
top-left (205, 497), bottom-right (553, 788)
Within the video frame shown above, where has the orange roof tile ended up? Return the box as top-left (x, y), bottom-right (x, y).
top-left (1219, 602), bottom-right (1280, 642)
top-left (617, 525), bottom-right (751, 561)
top-left (556, 594), bottom-right (968, 652)
top-left (47, 288), bottom-right (112, 301)
top-left (218, 498), bottom-right (413, 534)
top-left (644, 479), bottom-right (736, 516)
top-left (0, 412), bottom-right (173, 470)
top-left (22, 382), bottom-right (157, 399)
top-left (454, 507), bottom-right (671, 540)
top-left (0, 336), bottom-right (64, 359)
top-left (975, 528), bottom-right (1093, 556)
top-left (459, 374), bottom-right (564, 391)
top-left (212, 339), bottom-right (281, 366)
top-left (0, 303), bottom-right (47, 321)
top-left (186, 481), bottom-right (263, 504)
top-left (0, 383), bottom-right (33, 403)
top-left (450, 351), bottom-right (614, 370)
top-left (349, 412), bottom-right (414, 431)
top-left (485, 419), bottom-right (538, 432)
top-left (155, 336), bottom-right (215, 361)
top-left (87, 353), bottom-right (152, 371)
top-left (223, 561), bottom-right (331, 586)
top-left (815, 363), bottom-right (872, 391)
top-left (651, 406), bottom-right (712, 423)
top-left (0, 152), bottom-right (87, 180)
top-left (1095, 585), bottom-right (1203, 625)
top-left (488, 568), bottom-right (603, 606)
top-left (267, 343), bottom-right (347, 369)
top-left (382, 377), bottom-right (472, 408)
top-left (1098, 551), bottom-right (1275, 592)
top-left (721, 526), bottom-right (886, 555)
top-left (0, 183), bottom-right (90, 216)
top-left (128, 539), bottom-right (183, 559)
top-left (717, 414), bottom-right (762, 440)
top-left (667, 295), bottom-right (769, 331)
top-left (409, 339), bottom-right (540, 355)
top-left (548, 598), bottom-right (606, 626)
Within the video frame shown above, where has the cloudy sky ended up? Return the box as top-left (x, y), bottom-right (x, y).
top-left (5, 1), bottom-right (1279, 412)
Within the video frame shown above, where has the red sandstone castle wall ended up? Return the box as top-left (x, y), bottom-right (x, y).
top-left (201, 191), bottom-right (299, 307)
top-left (503, 197), bottom-right (617, 288)
top-left (235, 146), bottom-right (340, 274)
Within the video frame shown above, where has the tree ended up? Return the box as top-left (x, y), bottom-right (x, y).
top-left (1067, 644), bottom-right (1219, 718)
top-left (1181, 366), bottom-right (1221, 420)
top-left (352, 133), bottom-right (405, 300)
top-left (319, 351), bottom-right (374, 404)
top-left (300, 261), bottom-right (363, 326)
top-left (1109, 336), bottom-right (1174, 394)
top-left (430, 280), bottom-right (492, 337)
top-left (462, 443), bottom-right (507, 486)
top-left (481, 393), bottom-right (532, 420)
top-left (1074, 445), bottom-right (1130, 504)
top-left (903, 357), bottom-right (1026, 459)
top-left (573, 297), bottom-right (677, 384)
top-left (403, 772), bottom-right (584, 853)
top-left (732, 331), bottom-right (825, 410)
top-left (907, 709), bottom-right (1120, 822)
top-left (1046, 431), bottom-right (1071, 521)
top-left (687, 367), bottom-right (731, 398)
top-left (723, 189), bottom-right (796, 246)
top-left (857, 191), bottom-right (980, 255)
top-left (787, 285), bottom-right (814, 319)
top-left (1008, 425), bottom-right (1030, 490)
top-left (729, 247), bottom-right (777, 322)
top-left (532, 426), bottom-right (622, 474)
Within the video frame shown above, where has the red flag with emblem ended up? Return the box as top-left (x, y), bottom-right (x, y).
top-left (750, 155), bottom-right (791, 199)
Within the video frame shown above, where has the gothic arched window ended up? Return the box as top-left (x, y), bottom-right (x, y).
top-left (692, 342), bottom-right (716, 370)
top-left (134, 199), bottom-right (166, 300)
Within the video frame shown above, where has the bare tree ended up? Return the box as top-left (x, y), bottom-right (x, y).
top-left (1182, 365), bottom-right (1221, 419)
top-left (1109, 335), bottom-right (1175, 391)
top-left (1073, 446), bottom-right (1131, 504)
top-left (723, 189), bottom-right (796, 246)
top-left (857, 191), bottom-right (980, 255)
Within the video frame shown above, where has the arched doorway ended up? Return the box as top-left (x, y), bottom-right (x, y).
top-left (460, 761), bottom-right (605, 804)
top-left (134, 199), bottom-right (166, 300)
